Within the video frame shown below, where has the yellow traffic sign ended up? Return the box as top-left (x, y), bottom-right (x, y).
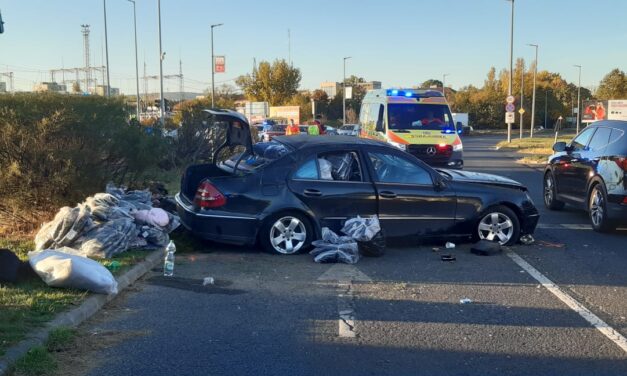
top-left (518, 108), bottom-right (526, 115)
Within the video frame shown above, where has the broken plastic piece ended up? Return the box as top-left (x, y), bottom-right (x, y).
top-left (441, 254), bottom-right (456, 262)
top-left (445, 242), bottom-right (455, 249)
top-left (519, 234), bottom-right (535, 245)
top-left (203, 277), bottom-right (215, 286)
top-left (459, 298), bottom-right (473, 304)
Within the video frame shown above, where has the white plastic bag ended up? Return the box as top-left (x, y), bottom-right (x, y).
top-left (28, 250), bottom-right (118, 294)
top-left (341, 215), bottom-right (381, 242)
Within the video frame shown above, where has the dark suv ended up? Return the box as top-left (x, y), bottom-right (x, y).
top-left (544, 120), bottom-right (627, 231)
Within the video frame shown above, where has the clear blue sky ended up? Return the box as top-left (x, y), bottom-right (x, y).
top-left (1, 0), bottom-right (626, 94)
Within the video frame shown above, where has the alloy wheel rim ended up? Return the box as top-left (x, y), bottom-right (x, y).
top-left (544, 175), bottom-right (554, 205)
top-left (269, 216), bottom-right (306, 254)
top-left (478, 212), bottom-right (514, 245)
top-left (590, 188), bottom-right (604, 227)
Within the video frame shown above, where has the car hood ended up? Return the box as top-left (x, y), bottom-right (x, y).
top-left (203, 109), bottom-right (253, 154)
top-left (437, 169), bottom-right (525, 190)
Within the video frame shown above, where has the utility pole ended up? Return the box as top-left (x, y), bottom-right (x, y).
top-left (288, 28), bottom-right (291, 66)
top-left (103, 0), bottom-right (110, 96)
top-left (343, 56), bottom-right (352, 125)
top-left (81, 25), bottom-right (90, 93)
top-left (576, 67), bottom-right (582, 133)
top-left (519, 59), bottom-right (524, 139)
top-left (506, 0), bottom-right (514, 143)
top-left (210, 23), bottom-right (223, 108)
top-left (528, 43), bottom-right (538, 138)
top-left (442, 73), bottom-right (449, 99)
top-left (128, 0), bottom-right (140, 120)
top-left (544, 90), bottom-right (549, 129)
top-left (158, 0), bottom-right (165, 122)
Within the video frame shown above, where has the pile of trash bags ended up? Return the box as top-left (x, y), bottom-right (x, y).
top-left (34, 183), bottom-right (180, 259)
top-left (310, 215), bottom-right (386, 264)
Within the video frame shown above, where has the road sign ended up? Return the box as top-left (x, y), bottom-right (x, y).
top-left (506, 103), bottom-right (515, 112)
top-left (506, 95), bottom-right (515, 104)
top-left (518, 108), bottom-right (526, 115)
top-left (214, 56), bottom-right (225, 73)
top-left (505, 112), bottom-right (515, 123)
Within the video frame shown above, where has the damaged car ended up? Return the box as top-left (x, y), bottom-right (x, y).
top-left (176, 109), bottom-right (539, 254)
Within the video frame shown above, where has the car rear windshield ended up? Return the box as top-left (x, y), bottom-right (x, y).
top-left (388, 103), bottom-right (455, 131)
top-left (220, 141), bottom-right (291, 173)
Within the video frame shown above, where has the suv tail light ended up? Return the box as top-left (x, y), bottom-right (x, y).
top-left (194, 181), bottom-right (226, 208)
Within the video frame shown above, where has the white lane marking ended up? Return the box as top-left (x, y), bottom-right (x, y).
top-left (317, 264), bottom-right (372, 282)
top-left (537, 223), bottom-right (591, 230)
top-left (337, 281), bottom-right (356, 338)
top-left (507, 251), bottom-right (627, 354)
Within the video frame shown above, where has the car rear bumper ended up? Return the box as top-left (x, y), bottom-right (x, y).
top-left (175, 194), bottom-right (259, 246)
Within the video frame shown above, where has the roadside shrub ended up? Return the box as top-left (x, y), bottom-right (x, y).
top-left (0, 93), bottom-right (167, 233)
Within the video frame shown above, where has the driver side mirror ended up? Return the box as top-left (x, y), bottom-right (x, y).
top-left (552, 141), bottom-right (568, 152)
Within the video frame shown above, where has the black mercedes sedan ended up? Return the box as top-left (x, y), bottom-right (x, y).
top-left (176, 110), bottom-right (539, 254)
top-left (543, 120), bottom-right (627, 231)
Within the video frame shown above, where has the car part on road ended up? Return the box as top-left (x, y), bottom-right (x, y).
top-left (310, 228), bottom-right (360, 264)
top-left (476, 205), bottom-right (520, 246)
top-left (470, 240), bottom-right (502, 256)
top-left (440, 254), bottom-right (456, 262)
top-left (543, 172), bottom-right (565, 210)
top-left (519, 234), bottom-right (535, 245)
top-left (261, 213), bottom-right (312, 255)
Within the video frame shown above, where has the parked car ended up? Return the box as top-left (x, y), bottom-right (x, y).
top-left (259, 123), bottom-right (286, 142)
top-left (543, 120), bottom-right (627, 231)
top-left (338, 124), bottom-right (360, 136)
top-left (324, 126), bottom-right (339, 135)
top-left (176, 109), bottom-right (539, 255)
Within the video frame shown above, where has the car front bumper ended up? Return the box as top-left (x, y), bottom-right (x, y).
top-left (175, 194), bottom-right (259, 246)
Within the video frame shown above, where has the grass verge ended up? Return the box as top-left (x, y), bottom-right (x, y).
top-left (496, 135), bottom-right (573, 164)
top-left (9, 327), bottom-right (77, 376)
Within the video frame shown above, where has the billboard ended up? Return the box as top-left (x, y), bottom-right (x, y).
top-left (214, 56), bottom-right (225, 73)
top-left (608, 100), bottom-right (627, 121)
top-left (269, 106), bottom-right (300, 124)
top-left (582, 100), bottom-right (608, 122)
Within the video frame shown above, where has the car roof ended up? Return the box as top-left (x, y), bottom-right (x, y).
top-left (588, 120), bottom-right (627, 130)
top-left (274, 134), bottom-right (388, 150)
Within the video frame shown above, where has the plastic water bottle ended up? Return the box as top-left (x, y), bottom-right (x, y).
top-left (163, 241), bottom-right (176, 277)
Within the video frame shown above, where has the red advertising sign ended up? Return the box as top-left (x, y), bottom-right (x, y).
top-left (214, 56), bottom-right (225, 73)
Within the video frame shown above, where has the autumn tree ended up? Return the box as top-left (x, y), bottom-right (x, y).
top-left (596, 68), bottom-right (627, 100)
top-left (236, 59), bottom-right (301, 105)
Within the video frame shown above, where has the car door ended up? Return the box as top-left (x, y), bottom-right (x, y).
top-left (572, 126), bottom-right (613, 197)
top-left (365, 148), bottom-right (456, 238)
top-left (554, 127), bottom-right (596, 199)
top-left (287, 148), bottom-right (378, 232)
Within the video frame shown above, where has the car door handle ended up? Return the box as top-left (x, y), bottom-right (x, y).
top-left (379, 191), bottom-right (397, 199)
top-left (303, 189), bottom-right (322, 197)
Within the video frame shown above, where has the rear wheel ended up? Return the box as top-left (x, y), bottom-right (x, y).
top-left (260, 212), bottom-right (313, 255)
top-left (589, 184), bottom-right (614, 232)
top-left (476, 205), bottom-right (520, 246)
top-left (544, 172), bottom-right (565, 210)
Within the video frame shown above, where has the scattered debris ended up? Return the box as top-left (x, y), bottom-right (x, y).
top-left (519, 234), bottom-right (535, 245)
top-left (310, 228), bottom-right (360, 264)
top-left (445, 242), bottom-right (456, 249)
top-left (441, 254), bottom-right (456, 262)
top-left (537, 240), bottom-right (566, 248)
top-left (459, 298), bottom-right (473, 304)
top-left (470, 240), bottom-right (502, 256)
top-left (341, 215), bottom-right (386, 257)
top-left (432, 247), bottom-right (440, 252)
top-left (203, 277), bottom-right (215, 286)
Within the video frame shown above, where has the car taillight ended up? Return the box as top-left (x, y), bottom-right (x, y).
top-left (194, 181), bottom-right (226, 208)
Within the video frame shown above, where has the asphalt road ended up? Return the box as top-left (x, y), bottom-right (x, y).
top-left (73, 135), bottom-right (626, 376)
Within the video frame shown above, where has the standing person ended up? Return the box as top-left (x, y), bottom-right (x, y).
top-left (308, 121), bottom-right (320, 135)
top-left (314, 117), bottom-right (326, 135)
top-left (285, 119), bottom-right (299, 136)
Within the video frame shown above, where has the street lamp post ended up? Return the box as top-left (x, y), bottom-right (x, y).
top-left (128, 0), bottom-right (140, 120)
top-left (519, 59), bottom-right (524, 139)
top-left (574, 64), bottom-right (582, 134)
top-left (211, 23), bottom-right (223, 108)
top-left (544, 90), bottom-right (549, 129)
top-left (342, 56), bottom-right (351, 125)
top-left (442, 73), bottom-right (449, 99)
top-left (103, 0), bottom-right (110, 96)
top-left (157, 0), bottom-right (165, 123)
top-left (506, 0), bottom-right (514, 143)
top-left (527, 43), bottom-right (538, 138)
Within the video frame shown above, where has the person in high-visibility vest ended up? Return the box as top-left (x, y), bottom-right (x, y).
top-left (285, 119), bottom-right (300, 136)
top-left (308, 123), bottom-right (320, 135)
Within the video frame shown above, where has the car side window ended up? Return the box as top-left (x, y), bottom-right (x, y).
top-left (587, 127), bottom-right (612, 152)
top-left (293, 158), bottom-right (319, 180)
top-left (570, 128), bottom-right (596, 151)
top-left (368, 152), bottom-right (432, 185)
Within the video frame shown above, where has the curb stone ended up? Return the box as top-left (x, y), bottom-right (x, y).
top-left (0, 249), bottom-right (163, 375)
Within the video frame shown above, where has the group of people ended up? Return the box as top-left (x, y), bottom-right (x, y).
top-left (285, 119), bottom-right (326, 136)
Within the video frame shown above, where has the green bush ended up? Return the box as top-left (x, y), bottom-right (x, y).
top-left (0, 93), bottom-right (167, 233)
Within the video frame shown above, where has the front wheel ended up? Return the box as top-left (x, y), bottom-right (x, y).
top-left (589, 184), bottom-right (614, 232)
top-left (476, 205), bottom-right (521, 246)
top-left (260, 212), bottom-right (313, 255)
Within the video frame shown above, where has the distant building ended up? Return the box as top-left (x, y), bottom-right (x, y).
top-left (95, 85), bottom-right (120, 96)
top-left (356, 81), bottom-right (382, 91)
top-left (33, 82), bottom-right (67, 93)
top-left (0, 82), bottom-right (6, 93)
top-left (320, 81), bottom-right (341, 98)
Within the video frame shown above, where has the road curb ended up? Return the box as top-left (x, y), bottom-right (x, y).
top-left (0, 250), bottom-right (163, 375)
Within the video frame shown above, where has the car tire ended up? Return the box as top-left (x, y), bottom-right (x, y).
top-left (475, 205), bottom-right (521, 246)
top-left (260, 212), bottom-right (314, 255)
top-left (589, 183), bottom-right (614, 233)
top-left (543, 172), bottom-right (565, 210)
